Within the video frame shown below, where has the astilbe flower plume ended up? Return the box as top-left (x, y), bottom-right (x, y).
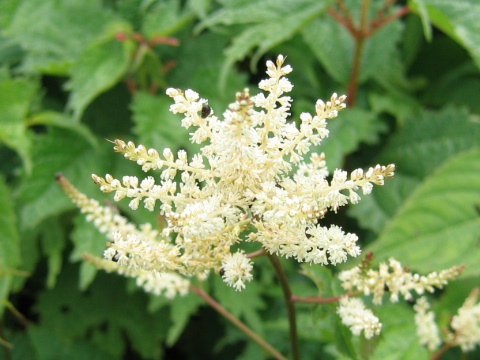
top-left (60, 55), bottom-right (396, 294)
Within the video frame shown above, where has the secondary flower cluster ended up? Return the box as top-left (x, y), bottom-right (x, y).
top-left (414, 288), bottom-right (480, 352)
top-left (339, 257), bottom-right (465, 304)
top-left (62, 55), bottom-right (396, 293)
top-left (336, 256), bottom-right (464, 340)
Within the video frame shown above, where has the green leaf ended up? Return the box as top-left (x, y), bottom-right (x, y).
top-left (132, 92), bottom-right (190, 150)
top-left (34, 264), bottom-right (169, 359)
top-left (28, 326), bottom-right (116, 360)
top-left (29, 111), bottom-right (98, 148)
top-left (377, 107), bottom-right (480, 178)
top-left (70, 215), bottom-right (109, 290)
top-left (196, 0), bottom-right (331, 90)
top-left (317, 108), bottom-right (387, 170)
top-left (16, 128), bottom-right (107, 231)
top-left (213, 276), bottom-right (265, 334)
top-left (302, 15), bottom-right (353, 85)
top-left (349, 106), bottom-right (480, 233)
top-left (368, 91), bottom-right (422, 126)
top-left (304, 4), bottom-right (410, 91)
top-left (38, 218), bottom-right (66, 289)
top-left (66, 38), bottom-right (134, 120)
top-left (370, 302), bottom-right (429, 360)
top-left (166, 292), bottom-right (204, 346)
top-left (5, 0), bottom-right (119, 75)
top-left (0, 175), bottom-right (22, 315)
top-left (410, 0), bottom-right (480, 71)
top-left (0, 76), bottom-right (38, 174)
top-left (422, 62), bottom-right (480, 114)
top-left (142, 0), bottom-right (192, 38)
top-left (408, 0), bottom-right (433, 41)
top-left (365, 149), bottom-right (480, 276)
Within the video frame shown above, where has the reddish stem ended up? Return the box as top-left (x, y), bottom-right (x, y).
top-left (291, 291), bottom-right (362, 304)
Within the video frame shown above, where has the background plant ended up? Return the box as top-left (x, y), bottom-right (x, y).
top-left (0, 0), bottom-right (479, 359)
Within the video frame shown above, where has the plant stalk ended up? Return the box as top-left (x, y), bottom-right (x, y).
top-left (189, 284), bottom-right (287, 360)
top-left (267, 253), bottom-right (301, 360)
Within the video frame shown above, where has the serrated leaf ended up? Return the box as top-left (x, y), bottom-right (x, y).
top-left (377, 107), bottom-right (480, 178)
top-left (0, 76), bottom-right (38, 174)
top-left (5, 0), bottom-right (118, 75)
top-left (212, 275), bottom-right (265, 334)
top-left (166, 292), bottom-right (204, 346)
top-left (132, 92), bottom-right (190, 150)
top-left (66, 38), bottom-right (134, 120)
top-left (302, 15), bottom-right (353, 85)
top-left (28, 326), bottom-right (116, 360)
top-left (348, 107), bottom-right (480, 233)
top-left (196, 0), bottom-right (331, 90)
top-left (371, 303), bottom-right (429, 360)
top-left (0, 175), bottom-right (22, 315)
top-left (368, 91), bottom-right (422, 125)
top-left (142, 0), bottom-right (190, 37)
top-left (17, 128), bottom-right (108, 231)
top-left (409, 0), bottom-right (480, 71)
top-left (317, 108), bottom-right (387, 170)
top-left (365, 150), bottom-right (480, 276)
top-left (35, 264), bottom-right (169, 359)
top-left (304, 5), bottom-right (410, 91)
top-left (422, 62), bottom-right (480, 114)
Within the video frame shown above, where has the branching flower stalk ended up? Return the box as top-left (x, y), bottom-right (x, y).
top-left (58, 55), bottom-right (464, 358)
top-left (329, 0), bottom-right (410, 106)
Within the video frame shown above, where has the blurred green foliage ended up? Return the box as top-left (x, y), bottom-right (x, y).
top-left (0, 0), bottom-right (479, 359)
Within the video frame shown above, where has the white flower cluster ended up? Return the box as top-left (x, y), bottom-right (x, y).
top-left (339, 258), bottom-right (464, 304)
top-left (336, 297), bottom-right (382, 339)
top-left (67, 55), bottom-right (396, 293)
top-left (413, 288), bottom-right (480, 353)
top-left (449, 288), bottom-right (480, 351)
top-left (414, 297), bottom-right (441, 351)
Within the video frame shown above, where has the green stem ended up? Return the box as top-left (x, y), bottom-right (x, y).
top-left (189, 285), bottom-right (287, 360)
top-left (267, 253), bottom-right (300, 360)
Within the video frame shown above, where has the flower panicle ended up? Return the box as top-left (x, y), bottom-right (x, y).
top-left (61, 55), bottom-right (397, 294)
top-left (339, 258), bottom-right (465, 304)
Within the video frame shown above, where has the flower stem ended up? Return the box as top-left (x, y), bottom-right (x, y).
top-left (267, 253), bottom-right (301, 360)
top-left (189, 284), bottom-right (287, 360)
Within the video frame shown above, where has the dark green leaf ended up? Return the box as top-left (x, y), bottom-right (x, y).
top-left (39, 218), bottom-right (66, 289)
top-left (0, 175), bottom-right (22, 314)
top-left (410, 0), bottom-right (480, 71)
top-left (142, 0), bottom-right (192, 37)
top-left (0, 76), bottom-right (38, 173)
top-left (132, 92), bottom-right (190, 150)
top-left (66, 38), bottom-right (134, 120)
top-left (16, 128), bottom-right (107, 231)
top-left (166, 292), bottom-right (204, 346)
top-left (29, 111), bottom-right (98, 148)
